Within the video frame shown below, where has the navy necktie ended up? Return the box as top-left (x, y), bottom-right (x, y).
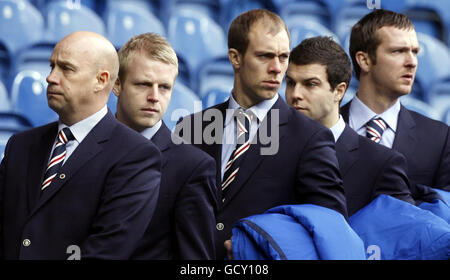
top-left (366, 117), bottom-right (387, 143)
top-left (42, 127), bottom-right (75, 190)
top-left (221, 108), bottom-right (252, 199)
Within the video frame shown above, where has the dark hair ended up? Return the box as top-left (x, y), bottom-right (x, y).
top-left (290, 36), bottom-right (351, 91)
top-left (349, 9), bottom-right (414, 80)
top-left (228, 9), bottom-right (290, 55)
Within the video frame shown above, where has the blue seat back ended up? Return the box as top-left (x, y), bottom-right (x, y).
top-left (415, 32), bottom-right (450, 103)
top-left (10, 68), bottom-right (58, 127)
top-left (0, 0), bottom-right (45, 54)
top-left (0, 80), bottom-right (9, 112)
top-left (168, 8), bottom-right (227, 92)
top-left (399, 95), bottom-right (441, 121)
top-left (201, 88), bottom-right (230, 109)
top-left (163, 82), bottom-right (202, 131)
top-left (198, 56), bottom-right (234, 98)
top-left (104, 2), bottom-right (165, 49)
top-left (45, 1), bottom-right (105, 43)
top-left (288, 18), bottom-right (339, 49)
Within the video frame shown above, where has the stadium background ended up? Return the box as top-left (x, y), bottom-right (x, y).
top-left (1, 0), bottom-right (449, 159)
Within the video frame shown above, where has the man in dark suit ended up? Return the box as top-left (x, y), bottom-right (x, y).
top-left (285, 36), bottom-right (415, 216)
top-left (176, 9), bottom-right (347, 259)
top-left (341, 9), bottom-right (450, 191)
top-left (113, 33), bottom-right (218, 259)
top-left (0, 31), bottom-right (161, 259)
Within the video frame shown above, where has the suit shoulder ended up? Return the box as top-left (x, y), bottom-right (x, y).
top-left (407, 109), bottom-right (449, 131)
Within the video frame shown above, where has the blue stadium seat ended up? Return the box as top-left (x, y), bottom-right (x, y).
top-left (44, 0), bottom-right (106, 43)
top-left (288, 18), bottom-right (340, 49)
top-left (198, 55), bottom-right (234, 98)
top-left (219, 0), bottom-right (266, 32)
top-left (401, 0), bottom-right (448, 44)
top-left (0, 41), bottom-right (10, 85)
top-left (10, 68), bottom-right (58, 127)
top-left (0, 80), bottom-right (10, 112)
top-left (33, 0), bottom-right (97, 14)
top-left (168, 8), bottom-right (227, 92)
top-left (103, 1), bottom-right (165, 49)
top-left (0, 0), bottom-right (45, 54)
top-left (107, 91), bottom-right (117, 115)
top-left (163, 82), bottom-right (202, 131)
top-left (399, 95), bottom-right (440, 121)
top-left (201, 88), bottom-right (230, 109)
top-left (0, 111), bottom-right (32, 159)
top-left (414, 32), bottom-right (450, 103)
top-left (428, 76), bottom-right (450, 122)
top-left (161, 0), bottom-right (221, 27)
top-left (332, 1), bottom-right (372, 43)
top-left (280, 0), bottom-right (331, 30)
top-left (9, 43), bottom-right (54, 77)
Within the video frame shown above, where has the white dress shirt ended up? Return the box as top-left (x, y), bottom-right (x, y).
top-left (329, 115), bottom-right (346, 143)
top-left (140, 120), bottom-right (162, 140)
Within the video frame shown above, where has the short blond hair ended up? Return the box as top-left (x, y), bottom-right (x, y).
top-left (118, 32), bottom-right (178, 81)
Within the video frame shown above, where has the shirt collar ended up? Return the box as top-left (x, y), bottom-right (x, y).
top-left (350, 95), bottom-right (400, 132)
top-left (58, 105), bottom-right (108, 143)
top-left (330, 115), bottom-right (346, 143)
top-left (140, 120), bottom-right (162, 140)
top-left (225, 91), bottom-right (279, 125)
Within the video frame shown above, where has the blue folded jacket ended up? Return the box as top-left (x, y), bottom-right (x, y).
top-left (232, 204), bottom-right (366, 260)
top-left (349, 195), bottom-right (450, 260)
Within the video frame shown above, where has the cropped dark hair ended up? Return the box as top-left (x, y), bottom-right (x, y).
top-left (228, 9), bottom-right (290, 55)
top-left (290, 36), bottom-right (351, 91)
top-left (349, 9), bottom-right (414, 80)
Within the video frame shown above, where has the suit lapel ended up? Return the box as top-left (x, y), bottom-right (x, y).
top-left (202, 101), bottom-right (228, 185)
top-left (29, 112), bottom-right (116, 218)
top-left (222, 97), bottom-right (289, 206)
top-left (26, 123), bottom-right (58, 212)
top-left (335, 125), bottom-right (360, 176)
top-left (392, 105), bottom-right (416, 158)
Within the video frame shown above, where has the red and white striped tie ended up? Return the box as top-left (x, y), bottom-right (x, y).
top-left (221, 109), bottom-right (252, 197)
top-left (366, 117), bottom-right (387, 144)
top-left (41, 127), bottom-right (74, 190)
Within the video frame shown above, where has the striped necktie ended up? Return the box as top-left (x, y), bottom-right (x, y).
top-left (221, 108), bottom-right (252, 198)
top-left (365, 117), bottom-right (387, 144)
top-left (42, 127), bottom-right (75, 190)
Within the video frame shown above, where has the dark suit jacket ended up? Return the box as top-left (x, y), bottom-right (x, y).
top-left (131, 122), bottom-right (218, 260)
top-left (341, 101), bottom-right (450, 191)
top-left (177, 96), bottom-right (347, 259)
top-left (336, 125), bottom-right (415, 216)
top-left (0, 111), bottom-right (161, 259)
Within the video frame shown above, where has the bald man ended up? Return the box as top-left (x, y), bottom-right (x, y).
top-left (0, 32), bottom-right (162, 259)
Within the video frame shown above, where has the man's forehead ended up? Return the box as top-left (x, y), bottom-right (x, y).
top-left (288, 63), bottom-right (327, 78)
top-left (377, 26), bottom-right (419, 46)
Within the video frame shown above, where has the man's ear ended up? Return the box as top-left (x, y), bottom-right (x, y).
top-left (95, 70), bottom-right (111, 92)
top-left (333, 82), bottom-right (347, 103)
top-left (228, 48), bottom-right (241, 70)
top-left (355, 51), bottom-right (371, 74)
top-left (112, 77), bottom-right (121, 97)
